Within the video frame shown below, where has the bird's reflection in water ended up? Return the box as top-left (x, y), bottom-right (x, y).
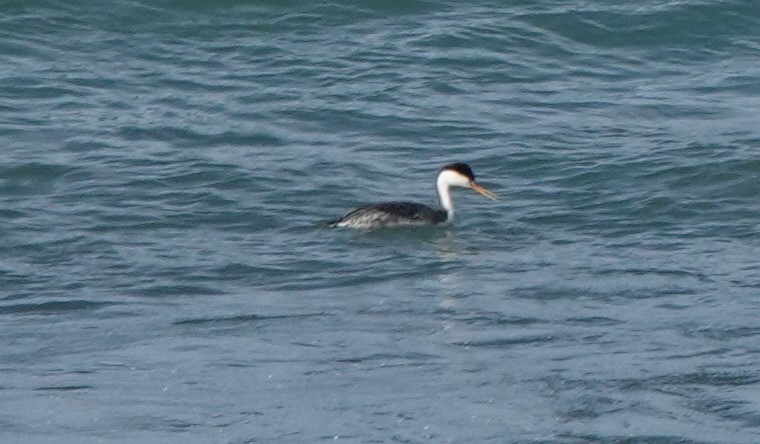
top-left (431, 231), bottom-right (466, 324)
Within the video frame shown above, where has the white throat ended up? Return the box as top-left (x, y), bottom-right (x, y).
top-left (436, 169), bottom-right (470, 222)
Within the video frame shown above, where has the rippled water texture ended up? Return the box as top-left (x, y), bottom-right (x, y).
top-left (1, 1), bottom-right (759, 442)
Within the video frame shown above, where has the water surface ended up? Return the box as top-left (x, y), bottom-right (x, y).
top-left (1, 1), bottom-right (759, 442)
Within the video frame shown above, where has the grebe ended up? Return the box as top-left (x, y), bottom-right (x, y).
top-left (326, 163), bottom-right (497, 229)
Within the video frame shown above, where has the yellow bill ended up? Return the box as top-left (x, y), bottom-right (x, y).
top-left (470, 182), bottom-right (498, 200)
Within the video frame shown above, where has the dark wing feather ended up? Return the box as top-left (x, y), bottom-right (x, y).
top-left (327, 202), bottom-right (447, 228)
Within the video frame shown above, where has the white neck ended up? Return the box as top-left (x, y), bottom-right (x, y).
top-left (436, 170), bottom-right (468, 222)
top-left (437, 176), bottom-right (454, 221)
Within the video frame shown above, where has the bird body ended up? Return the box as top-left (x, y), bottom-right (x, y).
top-left (327, 163), bottom-right (496, 229)
top-left (326, 202), bottom-right (447, 229)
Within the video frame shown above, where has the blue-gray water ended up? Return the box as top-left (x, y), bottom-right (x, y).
top-left (2, 1), bottom-right (759, 442)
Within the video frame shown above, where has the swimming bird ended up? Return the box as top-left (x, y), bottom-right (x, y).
top-left (326, 162), bottom-right (497, 229)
